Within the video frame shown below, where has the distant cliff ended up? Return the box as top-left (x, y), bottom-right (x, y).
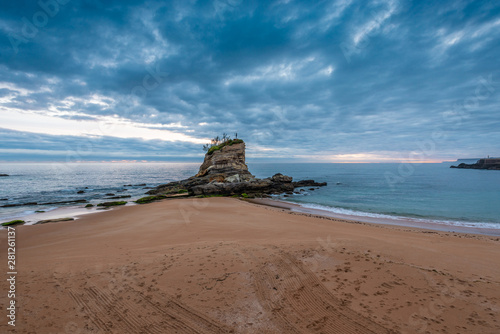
top-left (451, 158), bottom-right (500, 170)
top-left (147, 139), bottom-right (326, 197)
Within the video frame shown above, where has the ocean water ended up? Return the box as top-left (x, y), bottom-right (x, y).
top-left (1, 162), bottom-right (499, 231)
top-left (0, 163), bottom-right (199, 222)
top-left (250, 162), bottom-right (500, 230)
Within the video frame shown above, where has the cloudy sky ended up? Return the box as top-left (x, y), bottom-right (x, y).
top-left (0, 0), bottom-right (499, 162)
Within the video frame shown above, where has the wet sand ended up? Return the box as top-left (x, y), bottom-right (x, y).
top-left (1, 197), bottom-right (499, 333)
top-left (248, 198), bottom-right (500, 236)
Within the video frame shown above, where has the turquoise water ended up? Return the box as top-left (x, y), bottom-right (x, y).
top-left (0, 162), bottom-right (499, 230)
top-left (249, 162), bottom-right (500, 229)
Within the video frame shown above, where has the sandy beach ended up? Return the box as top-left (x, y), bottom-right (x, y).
top-left (1, 197), bottom-right (500, 333)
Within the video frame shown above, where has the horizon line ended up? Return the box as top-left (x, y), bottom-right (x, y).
top-left (0, 159), bottom-right (457, 164)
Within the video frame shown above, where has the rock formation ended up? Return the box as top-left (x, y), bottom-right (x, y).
top-left (195, 141), bottom-right (254, 180)
top-left (147, 140), bottom-right (326, 197)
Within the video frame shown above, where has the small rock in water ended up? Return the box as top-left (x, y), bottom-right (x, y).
top-left (1, 202), bottom-right (37, 207)
top-left (134, 183), bottom-right (146, 187)
top-left (105, 195), bottom-right (132, 199)
top-left (77, 190), bottom-right (85, 194)
top-left (292, 180), bottom-right (327, 187)
top-left (309, 188), bottom-right (315, 191)
top-left (0, 174), bottom-right (9, 177)
top-left (41, 199), bottom-right (86, 205)
top-left (35, 210), bottom-right (45, 213)
top-left (0, 198), bottom-right (7, 201)
top-left (105, 193), bottom-right (115, 196)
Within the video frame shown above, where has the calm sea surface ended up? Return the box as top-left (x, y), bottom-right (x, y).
top-left (1, 162), bottom-right (499, 230)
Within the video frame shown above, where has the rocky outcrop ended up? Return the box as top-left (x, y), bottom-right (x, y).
top-left (196, 141), bottom-right (254, 180)
top-left (147, 140), bottom-right (327, 197)
top-left (191, 173), bottom-right (295, 196)
top-left (0, 174), bottom-right (9, 177)
top-left (451, 158), bottom-right (500, 170)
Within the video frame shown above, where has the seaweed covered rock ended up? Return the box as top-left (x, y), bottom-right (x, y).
top-left (135, 195), bottom-right (167, 204)
top-left (35, 218), bottom-right (74, 225)
top-left (2, 220), bottom-right (25, 226)
top-left (97, 201), bottom-right (127, 207)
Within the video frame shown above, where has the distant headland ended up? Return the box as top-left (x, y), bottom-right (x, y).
top-left (450, 157), bottom-right (500, 170)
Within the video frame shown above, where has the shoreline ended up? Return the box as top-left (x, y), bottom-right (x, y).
top-left (1, 197), bottom-right (499, 333)
top-left (248, 198), bottom-right (500, 237)
top-left (2, 195), bottom-right (500, 237)
top-left (0, 203), bottom-right (131, 227)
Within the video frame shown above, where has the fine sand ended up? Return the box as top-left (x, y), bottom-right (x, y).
top-left (1, 197), bottom-right (499, 333)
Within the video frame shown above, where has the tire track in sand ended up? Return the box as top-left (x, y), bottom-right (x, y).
top-left (69, 284), bottom-right (232, 333)
top-left (251, 248), bottom-right (393, 334)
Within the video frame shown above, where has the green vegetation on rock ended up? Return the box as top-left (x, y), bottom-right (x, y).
top-left (97, 201), bottom-right (127, 207)
top-left (85, 204), bottom-right (94, 208)
top-left (135, 195), bottom-right (167, 204)
top-left (203, 133), bottom-right (244, 155)
top-left (2, 220), bottom-right (25, 226)
top-left (207, 139), bottom-right (244, 155)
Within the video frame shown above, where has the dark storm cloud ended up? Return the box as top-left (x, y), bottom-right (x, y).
top-left (0, 0), bottom-right (499, 161)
